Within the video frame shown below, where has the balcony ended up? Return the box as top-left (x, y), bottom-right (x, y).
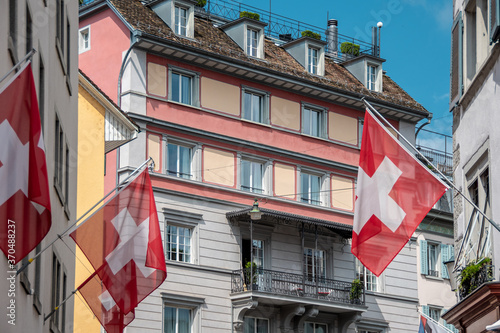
top-left (458, 264), bottom-right (495, 300)
top-left (231, 268), bottom-right (365, 306)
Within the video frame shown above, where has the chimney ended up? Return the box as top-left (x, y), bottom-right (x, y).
top-left (326, 19), bottom-right (338, 56)
top-left (372, 26), bottom-right (378, 56)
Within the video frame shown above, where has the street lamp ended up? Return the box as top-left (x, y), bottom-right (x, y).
top-left (249, 199), bottom-right (262, 221)
top-left (444, 258), bottom-right (458, 291)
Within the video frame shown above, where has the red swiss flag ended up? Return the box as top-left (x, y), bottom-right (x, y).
top-left (352, 109), bottom-right (448, 276)
top-left (0, 62), bottom-right (51, 264)
top-left (71, 169), bottom-right (166, 331)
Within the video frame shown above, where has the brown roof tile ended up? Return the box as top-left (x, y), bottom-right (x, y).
top-left (108, 0), bottom-right (427, 114)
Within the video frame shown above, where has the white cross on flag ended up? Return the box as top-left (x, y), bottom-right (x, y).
top-left (71, 169), bottom-right (166, 331)
top-left (352, 109), bottom-right (448, 276)
top-left (0, 62), bottom-right (51, 264)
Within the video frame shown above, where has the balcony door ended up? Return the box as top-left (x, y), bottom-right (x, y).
top-left (242, 238), bottom-right (265, 288)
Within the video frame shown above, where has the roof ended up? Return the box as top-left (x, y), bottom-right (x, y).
top-left (89, 0), bottom-right (428, 116)
top-left (226, 207), bottom-right (353, 239)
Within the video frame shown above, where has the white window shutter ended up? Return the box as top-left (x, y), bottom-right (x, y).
top-left (441, 244), bottom-right (450, 279)
top-left (422, 305), bottom-right (429, 316)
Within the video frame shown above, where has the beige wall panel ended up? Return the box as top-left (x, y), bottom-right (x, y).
top-left (201, 77), bottom-right (240, 115)
top-left (386, 126), bottom-right (398, 138)
top-left (331, 175), bottom-right (354, 211)
top-left (148, 134), bottom-right (161, 172)
top-left (329, 112), bottom-right (358, 145)
top-left (147, 62), bottom-right (167, 97)
top-left (271, 96), bottom-right (301, 130)
top-left (203, 147), bottom-right (235, 186)
top-left (274, 163), bottom-right (296, 199)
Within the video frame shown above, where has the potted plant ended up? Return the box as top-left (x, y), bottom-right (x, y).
top-left (301, 30), bottom-right (321, 40)
top-left (240, 11), bottom-right (260, 21)
top-left (349, 279), bottom-right (363, 304)
top-left (459, 257), bottom-right (492, 297)
top-left (244, 261), bottom-right (258, 290)
top-left (340, 42), bottom-right (360, 57)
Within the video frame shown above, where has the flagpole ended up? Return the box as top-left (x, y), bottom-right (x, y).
top-left (17, 158), bottom-right (154, 275)
top-left (44, 288), bottom-right (78, 322)
top-left (0, 48), bottom-right (37, 84)
top-left (419, 311), bottom-right (455, 333)
top-left (362, 98), bottom-right (500, 235)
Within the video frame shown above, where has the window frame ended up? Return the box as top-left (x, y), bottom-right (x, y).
top-left (54, 114), bottom-right (65, 205)
top-left (356, 259), bottom-right (382, 293)
top-left (168, 66), bottom-right (200, 107)
top-left (164, 137), bottom-right (201, 181)
top-left (244, 316), bottom-right (269, 333)
top-left (302, 103), bottom-right (327, 139)
top-left (246, 28), bottom-right (259, 57)
top-left (162, 293), bottom-right (204, 333)
top-left (174, 4), bottom-right (188, 36)
top-left (304, 322), bottom-right (328, 333)
top-left (299, 166), bottom-right (328, 207)
top-left (367, 64), bottom-right (377, 90)
top-left (307, 47), bottom-right (319, 74)
top-left (241, 86), bottom-right (270, 124)
top-left (79, 25), bottom-right (91, 54)
top-left (163, 209), bottom-right (202, 265)
top-left (50, 250), bottom-right (67, 333)
top-left (240, 159), bottom-right (265, 194)
top-left (303, 248), bottom-right (326, 282)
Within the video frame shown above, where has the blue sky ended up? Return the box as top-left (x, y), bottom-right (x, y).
top-left (246, 0), bottom-right (453, 152)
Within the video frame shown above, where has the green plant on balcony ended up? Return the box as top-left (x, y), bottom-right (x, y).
top-left (301, 30), bottom-right (321, 40)
top-left (349, 279), bottom-right (363, 303)
top-left (340, 42), bottom-right (360, 56)
top-left (195, 0), bottom-right (207, 7)
top-left (244, 261), bottom-right (258, 287)
top-left (240, 11), bottom-right (260, 21)
top-left (459, 257), bottom-right (492, 297)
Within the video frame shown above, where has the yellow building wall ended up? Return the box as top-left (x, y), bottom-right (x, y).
top-left (270, 96), bottom-right (301, 131)
top-left (274, 163), bottom-right (296, 199)
top-left (331, 175), bottom-right (354, 211)
top-left (203, 147), bottom-right (235, 186)
top-left (201, 77), bottom-right (240, 115)
top-left (74, 86), bottom-right (106, 333)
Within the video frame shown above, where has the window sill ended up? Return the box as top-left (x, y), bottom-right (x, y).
top-left (241, 118), bottom-right (271, 128)
top-left (424, 274), bottom-right (443, 281)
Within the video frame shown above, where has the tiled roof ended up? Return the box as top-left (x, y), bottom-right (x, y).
top-left (108, 0), bottom-right (427, 114)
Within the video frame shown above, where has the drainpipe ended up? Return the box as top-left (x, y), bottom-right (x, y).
top-left (415, 114), bottom-right (432, 141)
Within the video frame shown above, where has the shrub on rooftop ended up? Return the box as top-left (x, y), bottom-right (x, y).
top-left (196, 0), bottom-right (207, 7)
top-left (301, 30), bottom-right (321, 40)
top-left (340, 42), bottom-right (360, 56)
top-left (240, 11), bottom-right (260, 21)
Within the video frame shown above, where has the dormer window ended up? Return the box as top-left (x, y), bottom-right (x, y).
top-left (246, 29), bottom-right (258, 57)
top-left (283, 37), bottom-right (326, 76)
top-left (151, 0), bottom-right (197, 39)
top-left (221, 17), bottom-right (267, 59)
top-left (308, 47), bottom-right (319, 74)
top-left (367, 64), bottom-right (376, 90)
top-left (174, 5), bottom-right (187, 36)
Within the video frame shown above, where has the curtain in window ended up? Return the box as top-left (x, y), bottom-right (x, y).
top-left (241, 160), bottom-right (263, 193)
top-left (164, 307), bottom-right (176, 333)
top-left (301, 173), bottom-right (320, 204)
top-left (178, 308), bottom-right (191, 333)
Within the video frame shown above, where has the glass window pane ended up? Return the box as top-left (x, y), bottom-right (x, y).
top-left (316, 324), bottom-right (327, 333)
top-left (303, 109), bottom-right (311, 135)
top-left (181, 75), bottom-right (191, 104)
top-left (243, 92), bottom-right (252, 120)
top-left (252, 94), bottom-right (262, 122)
top-left (172, 73), bottom-right (180, 102)
top-left (244, 317), bottom-right (255, 333)
top-left (168, 144), bottom-right (178, 176)
top-left (256, 319), bottom-right (268, 333)
top-left (304, 322), bottom-right (314, 333)
top-left (164, 307), bottom-right (176, 333)
top-left (178, 308), bottom-right (191, 333)
top-left (179, 145), bottom-right (191, 178)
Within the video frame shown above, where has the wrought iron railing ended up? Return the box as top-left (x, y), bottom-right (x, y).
top-left (416, 146), bottom-right (453, 177)
top-left (458, 264), bottom-right (494, 300)
top-left (231, 268), bottom-right (365, 305)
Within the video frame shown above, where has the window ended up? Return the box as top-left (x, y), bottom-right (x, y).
top-left (367, 65), bottom-right (376, 90)
top-left (246, 29), bottom-right (258, 57)
top-left (308, 47), bottom-right (319, 74)
top-left (166, 225), bottom-right (191, 263)
top-left (79, 26), bottom-right (90, 53)
top-left (420, 240), bottom-right (454, 278)
top-left (56, 0), bottom-right (64, 48)
top-left (241, 159), bottom-right (264, 194)
top-left (167, 143), bottom-right (192, 179)
top-left (301, 172), bottom-right (321, 205)
top-left (54, 116), bottom-right (64, 194)
top-left (51, 253), bottom-right (66, 333)
top-left (33, 244), bottom-right (42, 314)
top-left (26, 5), bottom-right (32, 54)
top-left (356, 259), bottom-right (379, 292)
top-left (164, 306), bottom-right (191, 333)
top-left (244, 317), bottom-right (269, 333)
top-left (302, 106), bottom-right (325, 138)
top-left (242, 239), bottom-right (264, 269)
top-left (304, 322), bottom-right (327, 333)
top-left (162, 293), bottom-right (204, 333)
top-left (175, 6), bottom-right (187, 36)
top-left (304, 248), bottom-right (326, 281)
top-left (242, 87), bottom-right (269, 124)
top-left (9, 0), bottom-right (16, 50)
top-left (169, 67), bottom-right (199, 106)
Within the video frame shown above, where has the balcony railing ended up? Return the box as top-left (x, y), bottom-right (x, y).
top-left (458, 264), bottom-right (495, 300)
top-left (231, 268), bottom-right (365, 305)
